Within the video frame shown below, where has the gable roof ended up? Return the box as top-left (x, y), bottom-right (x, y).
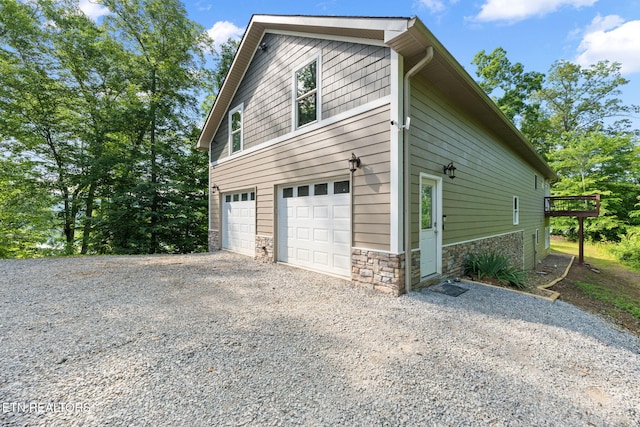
top-left (197, 14), bottom-right (556, 180)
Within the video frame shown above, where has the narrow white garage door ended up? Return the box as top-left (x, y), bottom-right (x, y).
top-left (277, 180), bottom-right (351, 277)
top-left (222, 190), bottom-right (255, 256)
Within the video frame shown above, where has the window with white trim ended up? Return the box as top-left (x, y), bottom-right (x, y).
top-left (228, 104), bottom-right (243, 154)
top-left (513, 196), bottom-right (519, 225)
top-left (294, 58), bottom-right (318, 128)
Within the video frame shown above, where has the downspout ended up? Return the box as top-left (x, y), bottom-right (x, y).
top-left (403, 46), bottom-right (434, 293)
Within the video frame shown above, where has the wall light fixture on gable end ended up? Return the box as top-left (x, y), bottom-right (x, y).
top-left (443, 162), bottom-right (456, 179)
top-left (349, 153), bottom-right (361, 173)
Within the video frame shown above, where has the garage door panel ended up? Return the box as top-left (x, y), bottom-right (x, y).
top-left (333, 205), bottom-right (350, 219)
top-left (296, 248), bottom-right (310, 261)
top-left (314, 228), bottom-right (329, 242)
top-left (313, 205), bottom-right (329, 218)
top-left (333, 229), bottom-right (350, 245)
top-left (296, 227), bottom-right (310, 240)
top-left (296, 206), bottom-right (310, 218)
top-left (222, 193), bottom-right (255, 256)
top-left (333, 254), bottom-right (350, 270)
top-left (314, 251), bottom-right (329, 265)
top-left (278, 181), bottom-right (351, 277)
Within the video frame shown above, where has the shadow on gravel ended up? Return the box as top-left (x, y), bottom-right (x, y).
top-left (407, 281), bottom-right (640, 355)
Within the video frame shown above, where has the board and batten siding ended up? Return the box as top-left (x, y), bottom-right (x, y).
top-left (209, 32), bottom-right (390, 162)
top-left (210, 105), bottom-right (392, 251)
top-left (409, 79), bottom-right (549, 269)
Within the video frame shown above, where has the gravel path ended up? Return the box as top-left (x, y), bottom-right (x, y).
top-left (1, 252), bottom-right (639, 426)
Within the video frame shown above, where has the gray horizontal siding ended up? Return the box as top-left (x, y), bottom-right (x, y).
top-left (210, 105), bottom-right (392, 251)
top-left (210, 33), bottom-right (390, 162)
top-left (409, 79), bottom-right (548, 268)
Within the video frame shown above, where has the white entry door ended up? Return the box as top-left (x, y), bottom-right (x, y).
top-left (221, 190), bottom-right (256, 256)
top-left (277, 180), bottom-right (351, 277)
top-left (420, 176), bottom-right (439, 277)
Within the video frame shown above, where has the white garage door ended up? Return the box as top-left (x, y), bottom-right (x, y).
top-left (222, 190), bottom-right (255, 256)
top-left (277, 180), bottom-right (351, 277)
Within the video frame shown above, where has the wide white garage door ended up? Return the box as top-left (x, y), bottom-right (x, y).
top-left (222, 190), bottom-right (255, 256)
top-left (277, 180), bottom-right (351, 277)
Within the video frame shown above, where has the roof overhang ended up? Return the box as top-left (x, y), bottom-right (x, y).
top-left (196, 14), bottom-right (556, 180)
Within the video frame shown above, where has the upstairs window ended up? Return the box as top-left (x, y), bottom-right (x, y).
top-left (229, 104), bottom-right (243, 154)
top-left (294, 59), bottom-right (318, 128)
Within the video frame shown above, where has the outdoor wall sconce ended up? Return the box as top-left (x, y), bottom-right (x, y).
top-left (211, 184), bottom-right (220, 193)
top-left (443, 162), bottom-right (456, 179)
top-left (258, 42), bottom-right (268, 52)
top-left (349, 153), bottom-right (361, 172)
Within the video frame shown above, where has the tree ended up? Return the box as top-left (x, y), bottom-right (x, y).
top-left (472, 48), bottom-right (545, 124)
top-left (94, 0), bottom-right (213, 254)
top-left (547, 132), bottom-right (637, 240)
top-left (43, 1), bottom-right (132, 254)
top-left (0, 0), bottom-right (85, 254)
top-left (1, 0), bottom-right (213, 256)
top-left (201, 38), bottom-right (240, 115)
top-left (472, 49), bottom-right (640, 246)
top-left (0, 154), bottom-right (58, 258)
top-left (535, 60), bottom-right (640, 137)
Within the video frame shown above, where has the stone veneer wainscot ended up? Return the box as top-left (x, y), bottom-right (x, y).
top-left (442, 231), bottom-right (524, 279)
top-left (255, 235), bottom-right (274, 263)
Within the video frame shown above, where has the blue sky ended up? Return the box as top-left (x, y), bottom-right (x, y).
top-left (81, 0), bottom-right (640, 125)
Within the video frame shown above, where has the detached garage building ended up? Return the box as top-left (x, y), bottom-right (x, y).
top-left (197, 15), bottom-right (556, 295)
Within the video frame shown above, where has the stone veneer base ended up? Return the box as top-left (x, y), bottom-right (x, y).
top-left (442, 231), bottom-right (524, 279)
top-left (210, 232), bottom-right (524, 297)
top-left (351, 249), bottom-right (405, 296)
top-left (255, 235), bottom-right (274, 263)
top-left (208, 230), bottom-right (220, 252)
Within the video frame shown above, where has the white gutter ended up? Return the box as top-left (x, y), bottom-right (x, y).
top-left (403, 46), bottom-right (434, 293)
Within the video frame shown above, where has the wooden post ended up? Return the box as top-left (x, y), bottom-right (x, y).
top-left (578, 216), bottom-right (585, 265)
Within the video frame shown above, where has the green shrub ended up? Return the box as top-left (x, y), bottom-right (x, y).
top-left (610, 227), bottom-right (640, 271)
top-left (464, 250), bottom-right (526, 289)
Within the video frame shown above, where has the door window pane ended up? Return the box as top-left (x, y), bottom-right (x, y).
top-left (421, 185), bottom-right (433, 230)
top-left (297, 185), bottom-right (309, 197)
top-left (283, 187), bottom-right (293, 198)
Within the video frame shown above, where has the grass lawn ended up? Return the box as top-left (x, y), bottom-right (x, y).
top-left (550, 237), bottom-right (640, 335)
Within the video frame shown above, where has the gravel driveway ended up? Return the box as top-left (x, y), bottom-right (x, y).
top-left (1, 252), bottom-right (639, 426)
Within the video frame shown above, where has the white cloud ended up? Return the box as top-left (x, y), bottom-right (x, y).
top-left (419, 0), bottom-right (446, 13)
top-left (575, 15), bottom-right (640, 74)
top-left (417, 0), bottom-right (459, 14)
top-left (207, 21), bottom-right (244, 51)
top-left (195, 1), bottom-right (212, 12)
top-left (78, 0), bottom-right (109, 22)
top-left (473, 0), bottom-right (597, 23)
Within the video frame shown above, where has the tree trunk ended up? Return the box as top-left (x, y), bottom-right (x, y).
top-left (80, 182), bottom-right (96, 254)
top-left (149, 68), bottom-right (159, 254)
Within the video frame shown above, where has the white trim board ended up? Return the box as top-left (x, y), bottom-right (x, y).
top-left (265, 29), bottom-right (387, 47)
top-left (442, 229), bottom-right (526, 248)
top-left (211, 96), bottom-right (391, 166)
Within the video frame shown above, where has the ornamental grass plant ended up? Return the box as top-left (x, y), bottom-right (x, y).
top-left (464, 250), bottom-right (526, 289)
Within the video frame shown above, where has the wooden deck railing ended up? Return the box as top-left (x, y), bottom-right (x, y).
top-left (544, 195), bottom-right (600, 217)
top-left (544, 194), bottom-right (600, 264)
